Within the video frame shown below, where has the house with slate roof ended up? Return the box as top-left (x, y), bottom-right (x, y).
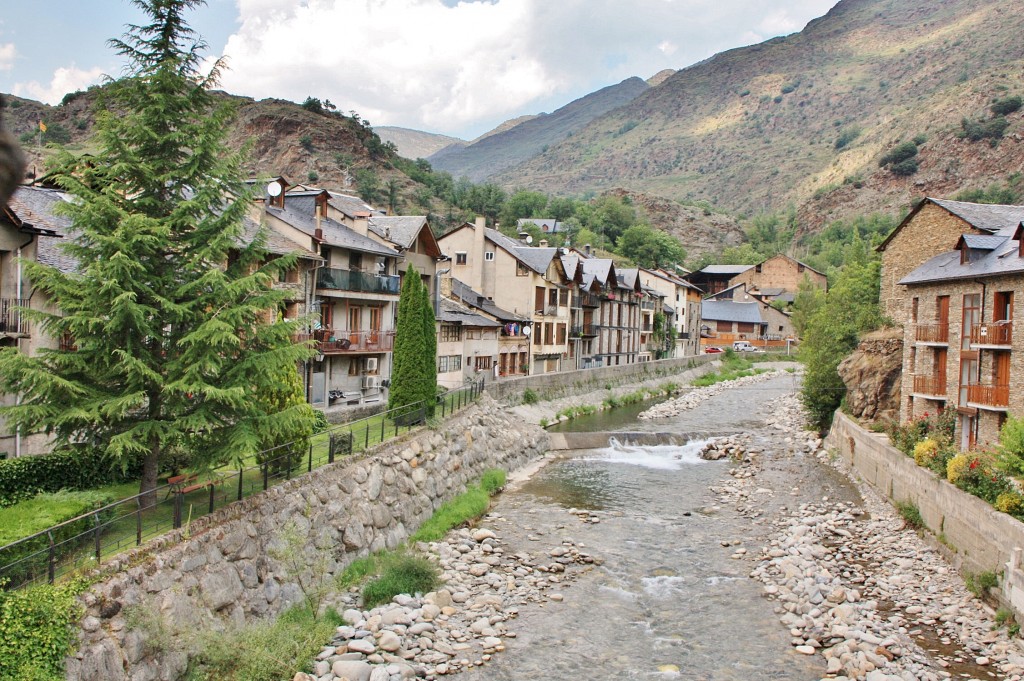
top-left (258, 178), bottom-right (403, 407)
top-left (888, 199), bottom-right (1024, 450)
top-left (448, 278), bottom-right (530, 378)
top-left (638, 266), bottom-right (704, 357)
top-left (701, 292), bottom-right (795, 347)
top-left (435, 297), bottom-right (502, 389)
top-left (437, 218), bottom-right (579, 374)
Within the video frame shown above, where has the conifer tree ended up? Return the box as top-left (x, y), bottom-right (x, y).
top-left (419, 273), bottom-right (438, 413)
top-left (0, 0), bottom-right (314, 502)
top-left (388, 266), bottom-right (425, 414)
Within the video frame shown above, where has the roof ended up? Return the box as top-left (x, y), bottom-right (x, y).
top-left (640, 266), bottom-right (703, 292)
top-left (238, 215), bottom-right (320, 259)
top-left (698, 264), bottom-right (753, 276)
top-left (517, 218), bottom-right (562, 232)
top-left (438, 298), bottom-right (501, 327)
top-left (900, 234), bottom-right (1024, 285)
top-left (959, 234), bottom-right (1007, 251)
top-left (265, 205), bottom-right (398, 257)
top-left (701, 300), bottom-right (764, 324)
top-left (368, 216), bottom-right (427, 249)
top-left (450, 278), bottom-right (527, 322)
top-left (6, 187), bottom-right (76, 273)
top-left (878, 198), bottom-right (1024, 251)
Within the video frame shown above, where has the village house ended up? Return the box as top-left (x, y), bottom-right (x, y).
top-left (639, 266), bottom-right (705, 357)
top-left (447, 278), bottom-right (530, 378)
top-left (885, 199), bottom-right (1024, 450)
top-left (701, 283), bottom-right (796, 348)
top-left (685, 255), bottom-right (826, 306)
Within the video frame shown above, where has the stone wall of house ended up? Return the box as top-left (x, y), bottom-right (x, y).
top-left (879, 203), bottom-right (979, 322)
top-left (899, 274), bottom-right (1022, 447)
top-left (729, 254), bottom-right (827, 293)
top-left (826, 411), bottom-right (1024, 617)
top-left (65, 395), bottom-right (548, 681)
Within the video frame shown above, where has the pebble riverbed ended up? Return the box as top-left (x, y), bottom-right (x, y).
top-left (293, 372), bottom-right (1024, 681)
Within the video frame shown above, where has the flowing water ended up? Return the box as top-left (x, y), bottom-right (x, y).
top-left (461, 372), bottom-right (839, 680)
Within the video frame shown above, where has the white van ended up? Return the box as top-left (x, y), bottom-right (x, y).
top-left (732, 341), bottom-right (759, 352)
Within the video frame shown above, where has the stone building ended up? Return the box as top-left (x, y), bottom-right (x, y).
top-left (727, 254), bottom-right (827, 301)
top-left (896, 212), bottom-right (1024, 449)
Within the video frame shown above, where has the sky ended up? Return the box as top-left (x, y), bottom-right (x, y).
top-left (0, 0), bottom-right (839, 140)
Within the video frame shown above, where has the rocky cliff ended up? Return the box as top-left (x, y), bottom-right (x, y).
top-left (837, 327), bottom-right (903, 423)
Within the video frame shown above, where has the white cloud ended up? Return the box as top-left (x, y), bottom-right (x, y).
top-left (13, 65), bottom-right (105, 105)
top-left (0, 43), bottom-right (14, 71)
top-left (213, 0), bottom-right (838, 137)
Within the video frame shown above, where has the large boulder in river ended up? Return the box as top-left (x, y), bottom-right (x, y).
top-left (837, 327), bottom-right (902, 423)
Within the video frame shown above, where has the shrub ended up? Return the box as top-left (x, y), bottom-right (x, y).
top-left (890, 158), bottom-right (920, 176)
top-left (996, 415), bottom-right (1024, 476)
top-left (913, 438), bottom-right (939, 467)
top-left (834, 127), bottom-right (861, 150)
top-left (307, 171), bottom-right (319, 182)
top-left (960, 116), bottom-right (1009, 142)
top-left (991, 96), bottom-right (1023, 116)
top-left (0, 447), bottom-right (143, 507)
top-left (362, 554), bottom-right (439, 608)
top-left (0, 577), bottom-right (87, 680)
top-left (521, 388), bottom-right (539, 405)
top-left (995, 492), bottom-right (1024, 516)
top-left (947, 452), bottom-right (1012, 504)
top-left (879, 142), bottom-right (918, 168)
top-left (299, 134), bottom-right (313, 151)
top-left (965, 570), bottom-right (1000, 598)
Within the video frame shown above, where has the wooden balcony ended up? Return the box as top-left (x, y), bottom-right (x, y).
top-left (970, 321), bottom-right (1012, 347)
top-left (295, 329), bottom-right (394, 354)
top-left (912, 375), bottom-right (946, 397)
top-left (966, 383), bottom-right (1010, 409)
top-left (0, 298), bottom-right (28, 335)
top-left (914, 323), bottom-right (949, 344)
top-left (580, 292), bottom-right (601, 308)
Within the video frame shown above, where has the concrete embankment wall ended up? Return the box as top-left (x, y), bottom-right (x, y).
top-left (485, 354), bottom-right (716, 403)
top-left (826, 411), bottom-right (1024, 613)
top-left (67, 396), bottom-right (548, 681)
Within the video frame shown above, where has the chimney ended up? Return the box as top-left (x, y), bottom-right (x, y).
top-left (584, 244), bottom-right (591, 256)
top-left (539, 239), bottom-right (548, 248)
top-left (353, 211), bottom-right (370, 236)
top-left (269, 177), bottom-right (286, 209)
top-left (473, 216), bottom-right (485, 293)
top-left (441, 274), bottom-right (453, 300)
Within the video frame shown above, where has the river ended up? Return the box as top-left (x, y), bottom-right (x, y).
top-left (459, 372), bottom-right (854, 680)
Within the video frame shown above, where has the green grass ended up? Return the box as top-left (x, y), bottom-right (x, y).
top-left (187, 605), bottom-right (343, 681)
top-left (361, 554), bottom-right (439, 608)
top-left (965, 570), bottom-right (1000, 598)
top-left (895, 500), bottom-right (924, 530)
top-left (411, 487), bottom-right (491, 543)
top-left (0, 490), bottom-right (119, 545)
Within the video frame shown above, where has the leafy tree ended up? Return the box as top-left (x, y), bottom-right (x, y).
top-left (616, 223), bottom-right (686, 268)
top-left (991, 96), bottom-right (1023, 117)
top-left (301, 96), bottom-right (325, 115)
top-left (789, 276), bottom-right (826, 337)
top-left (353, 167), bottom-right (382, 204)
top-left (388, 266), bottom-right (436, 415)
top-left (954, 176), bottom-right (1023, 205)
top-left (386, 177), bottom-right (401, 214)
top-left (800, 251), bottom-right (885, 429)
top-left (498, 189), bottom-right (548, 230)
top-left (0, 0), bottom-right (314, 501)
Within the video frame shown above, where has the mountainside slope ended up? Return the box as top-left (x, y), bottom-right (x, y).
top-left (428, 77), bottom-right (651, 182)
top-left (495, 0), bottom-right (1024, 227)
top-left (375, 126), bottom-right (462, 160)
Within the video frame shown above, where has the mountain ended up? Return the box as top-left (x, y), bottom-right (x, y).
top-left (427, 76), bottom-right (651, 183)
top-left (492, 0), bottom-right (1024, 228)
top-left (375, 126), bottom-right (462, 160)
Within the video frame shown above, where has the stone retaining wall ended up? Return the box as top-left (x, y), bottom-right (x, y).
top-left (485, 354), bottom-right (716, 403)
top-left (66, 395), bottom-right (548, 681)
top-left (826, 411), bottom-right (1024, 614)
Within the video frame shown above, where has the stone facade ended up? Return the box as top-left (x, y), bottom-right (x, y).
top-left (728, 254), bottom-right (827, 294)
top-left (878, 201), bottom-right (986, 322)
top-left (65, 395), bottom-right (548, 681)
top-left (901, 274), bottom-right (1023, 449)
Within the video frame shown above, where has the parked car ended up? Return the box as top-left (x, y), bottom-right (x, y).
top-left (732, 341), bottom-right (763, 353)
top-left (703, 346), bottom-right (724, 354)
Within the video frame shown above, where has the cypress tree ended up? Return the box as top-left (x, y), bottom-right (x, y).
top-left (388, 266), bottom-right (425, 415)
top-left (0, 0), bottom-right (314, 502)
top-left (419, 273), bottom-right (438, 413)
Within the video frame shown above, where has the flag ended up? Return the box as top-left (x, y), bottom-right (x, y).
top-left (38, 121), bottom-right (46, 133)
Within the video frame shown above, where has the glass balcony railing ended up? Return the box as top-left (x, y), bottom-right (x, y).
top-left (317, 268), bottom-right (400, 295)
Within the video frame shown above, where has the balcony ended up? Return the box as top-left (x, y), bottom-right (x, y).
top-left (580, 324), bottom-right (601, 337)
top-left (970, 321), bottom-right (1012, 348)
top-left (914, 323), bottom-right (949, 345)
top-left (966, 383), bottom-right (1010, 410)
top-left (640, 299), bottom-right (657, 311)
top-left (295, 329), bottom-right (395, 354)
top-left (580, 292), bottom-right (601, 308)
top-left (0, 298), bottom-right (28, 335)
top-left (317, 267), bottom-right (400, 295)
top-left (912, 375), bottom-right (947, 397)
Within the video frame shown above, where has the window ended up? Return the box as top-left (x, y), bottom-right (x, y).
top-left (349, 252), bottom-right (363, 271)
top-left (438, 355), bottom-right (462, 373)
top-left (535, 287), bottom-right (546, 313)
top-left (485, 251), bottom-right (495, 261)
top-left (440, 324), bottom-right (462, 342)
top-left (456, 252), bottom-right (467, 265)
top-left (559, 289), bottom-right (569, 306)
top-left (962, 294), bottom-right (981, 351)
top-left (911, 297), bottom-right (919, 324)
top-left (797, 264), bottom-right (805, 273)
top-left (544, 322), bottom-right (554, 345)
top-left (548, 288), bottom-right (558, 307)
top-left (474, 356), bottom-right (492, 371)
top-left (556, 323), bottom-right (567, 344)
top-left (517, 262), bottom-right (530, 276)
top-left (755, 264), bottom-right (762, 273)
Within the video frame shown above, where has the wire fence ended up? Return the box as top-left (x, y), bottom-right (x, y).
top-left (0, 379), bottom-right (486, 591)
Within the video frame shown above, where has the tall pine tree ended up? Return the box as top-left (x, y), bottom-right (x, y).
top-left (0, 0), bottom-right (314, 502)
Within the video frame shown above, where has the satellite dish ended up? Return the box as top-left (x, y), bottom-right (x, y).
top-left (525, 235), bottom-right (533, 244)
top-left (522, 326), bottom-right (532, 337)
top-left (267, 181), bottom-right (282, 197)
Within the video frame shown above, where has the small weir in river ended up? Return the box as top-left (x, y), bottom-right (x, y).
top-left (460, 373), bottom-right (825, 680)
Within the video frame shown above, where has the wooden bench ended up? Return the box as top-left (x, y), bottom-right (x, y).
top-left (393, 407), bottom-right (426, 428)
top-left (165, 473), bottom-right (198, 498)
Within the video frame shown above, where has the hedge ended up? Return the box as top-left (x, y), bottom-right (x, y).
top-left (0, 447), bottom-right (142, 508)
